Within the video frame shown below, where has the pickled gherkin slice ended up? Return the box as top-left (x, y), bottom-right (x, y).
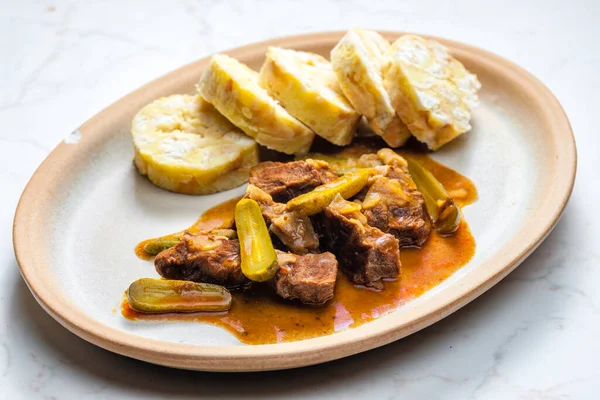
top-left (126, 278), bottom-right (232, 313)
top-left (143, 235), bottom-right (182, 256)
top-left (235, 198), bottom-right (278, 282)
top-left (286, 168), bottom-right (375, 216)
top-left (406, 158), bottom-right (461, 234)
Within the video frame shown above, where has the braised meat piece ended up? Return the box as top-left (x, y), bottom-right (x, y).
top-left (273, 251), bottom-right (338, 306)
top-left (361, 149), bottom-right (431, 247)
top-left (249, 159), bottom-right (338, 203)
top-left (361, 175), bottom-right (431, 247)
top-left (155, 232), bottom-right (247, 288)
top-left (245, 184), bottom-right (319, 254)
top-left (316, 194), bottom-right (401, 287)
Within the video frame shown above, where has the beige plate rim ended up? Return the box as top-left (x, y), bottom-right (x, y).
top-left (13, 31), bottom-right (576, 372)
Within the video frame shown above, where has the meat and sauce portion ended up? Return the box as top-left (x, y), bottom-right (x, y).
top-left (127, 145), bottom-right (478, 344)
top-left (154, 155), bottom-right (414, 291)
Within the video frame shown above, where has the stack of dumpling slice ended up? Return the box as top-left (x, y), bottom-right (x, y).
top-left (132, 28), bottom-right (481, 195)
top-left (195, 28), bottom-right (481, 155)
top-left (332, 28), bottom-right (481, 150)
top-left (331, 28), bottom-right (412, 148)
top-left (197, 49), bottom-right (361, 154)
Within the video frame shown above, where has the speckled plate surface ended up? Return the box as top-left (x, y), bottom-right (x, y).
top-left (13, 32), bottom-right (576, 372)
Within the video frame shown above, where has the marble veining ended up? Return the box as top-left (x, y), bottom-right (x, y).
top-left (2, 0), bottom-right (598, 399)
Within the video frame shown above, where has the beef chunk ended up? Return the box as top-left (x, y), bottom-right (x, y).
top-left (245, 184), bottom-right (319, 254)
top-left (361, 149), bottom-right (431, 247)
top-left (361, 175), bottom-right (431, 247)
top-left (249, 159), bottom-right (337, 203)
top-left (316, 194), bottom-right (401, 287)
top-left (273, 251), bottom-right (338, 306)
top-left (155, 232), bottom-right (247, 288)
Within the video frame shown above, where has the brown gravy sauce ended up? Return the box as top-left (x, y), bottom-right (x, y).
top-left (126, 147), bottom-right (477, 345)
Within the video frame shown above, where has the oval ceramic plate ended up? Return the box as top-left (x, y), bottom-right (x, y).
top-left (13, 32), bottom-right (576, 372)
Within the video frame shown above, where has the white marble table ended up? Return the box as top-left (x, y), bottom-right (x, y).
top-left (2, 0), bottom-right (598, 398)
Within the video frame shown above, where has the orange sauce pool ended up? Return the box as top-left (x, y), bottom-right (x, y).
top-left (125, 150), bottom-right (477, 345)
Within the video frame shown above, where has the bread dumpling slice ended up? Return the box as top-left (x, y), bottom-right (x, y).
top-left (331, 28), bottom-right (411, 147)
top-left (197, 54), bottom-right (315, 155)
top-left (132, 94), bottom-right (259, 195)
top-left (383, 35), bottom-right (481, 150)
top-left (259, 47), bottom-right (360, 146)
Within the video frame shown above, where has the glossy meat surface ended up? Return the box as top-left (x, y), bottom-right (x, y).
top-left (154, 232), bottom-right (247, 288)
top-left (249, 159), bottom-right (337, 203)
top-left (316, 195), bottom-right (401, 287)
top-left (273, 251), bottom-right (338, 305)
top-left (362, 173), bottom-right (431, 247)
top-left (361, 150), bottom-right (431, 247)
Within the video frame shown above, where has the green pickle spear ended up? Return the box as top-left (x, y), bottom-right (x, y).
top-left (406, 158), bottom-right (461, 234)
top-left (126, 278), bottom-right (232, 313)
top-left (286, 168), bottom-right (375, 216)
top-left (235, 198), bottom-right (278, 282)
top-left (143, 234), bottom-right (182, 255)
